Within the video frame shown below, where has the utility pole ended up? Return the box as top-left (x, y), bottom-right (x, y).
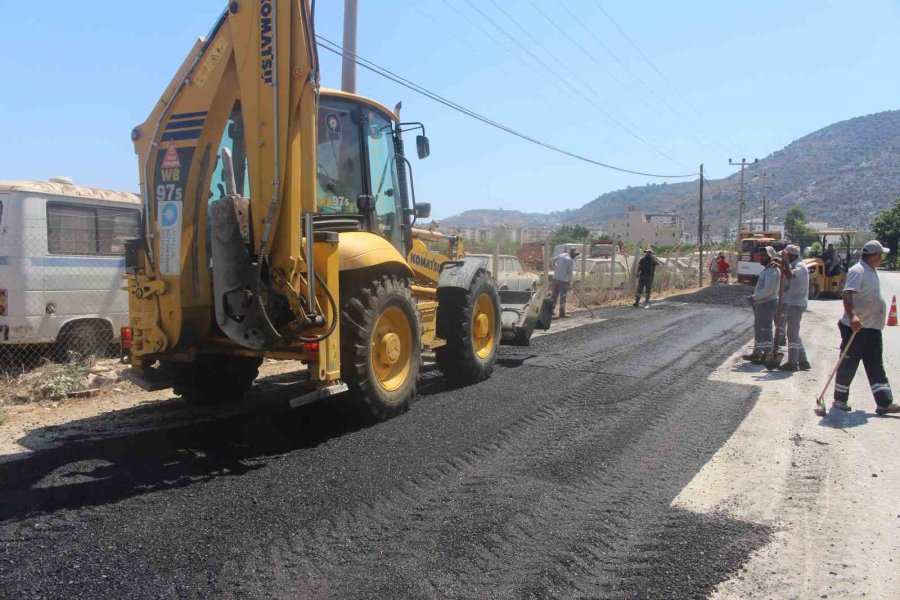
top-left (341, 0), bottom-right (358, 93)
top-left (698, 163), bottom-right (704, 287)
top-left (728, 157), bottom-right (758, 238)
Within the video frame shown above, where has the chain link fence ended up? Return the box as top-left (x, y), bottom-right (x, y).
top-left (560, 243), bottom-right (739, 310)
top-left (1, 216), bottom-right (133, 397)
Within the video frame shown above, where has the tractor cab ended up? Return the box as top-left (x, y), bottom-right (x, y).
top-left (803, 229), bottom-right (856, 299)
top-left (315, 89), bottom-right (430, 255)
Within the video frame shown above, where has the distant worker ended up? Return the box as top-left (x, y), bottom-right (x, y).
top-left (743, 246), bottom-right (780, 363)
top-left (823, 243), bottom-right (840, 276)
top-left (778, 245), bottom-right (811, 371)
top-left (550, 248), bottom-right (578, 318)
top-left (715, 253), bottom-right (730, 282)
top-left (833, 240), bottom-right (898, 414)
top-left (633, 248), bottom-right (661, 307)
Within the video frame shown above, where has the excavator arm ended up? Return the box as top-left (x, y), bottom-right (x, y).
top-left (128, 0), bottom-right (327, 358)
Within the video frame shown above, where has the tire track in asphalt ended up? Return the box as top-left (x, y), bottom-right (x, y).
top-left (219, 307), bottom-right (763, 599)
top-left (0, 301), bottom-right (764, 599)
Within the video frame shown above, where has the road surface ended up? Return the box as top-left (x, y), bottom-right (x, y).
top-left (1, 278), bottom-right (897, 599)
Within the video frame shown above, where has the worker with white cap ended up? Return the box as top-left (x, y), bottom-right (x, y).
top-left (777, 244), bottom-right (810, 371)
top-left (833, 240), bottom-right (898, 414)
top-left (743, 246), bottom-right (780, 363)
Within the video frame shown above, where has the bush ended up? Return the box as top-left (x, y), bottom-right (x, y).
top-left (27, 357), bottom-right (90, 401)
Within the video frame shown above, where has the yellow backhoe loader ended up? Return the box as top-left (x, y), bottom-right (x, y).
top-left (123, 0), bottom-right (521, 419)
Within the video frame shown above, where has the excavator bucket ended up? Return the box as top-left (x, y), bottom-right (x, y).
top-left (499, 288), bottom-right (552, 346)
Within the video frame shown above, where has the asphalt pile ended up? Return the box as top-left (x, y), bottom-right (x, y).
top-left (666, 283), bottom-right (752, 307)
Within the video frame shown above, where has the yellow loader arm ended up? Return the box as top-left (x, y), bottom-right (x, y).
top-left (128, 1), bottom-right (324, 356)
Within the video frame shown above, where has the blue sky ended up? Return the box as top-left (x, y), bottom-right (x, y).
top-left (1, 0), bottom-right (898, 219)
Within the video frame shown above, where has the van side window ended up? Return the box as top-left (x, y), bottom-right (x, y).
top-left (47, 202), bottom-right (140, 255)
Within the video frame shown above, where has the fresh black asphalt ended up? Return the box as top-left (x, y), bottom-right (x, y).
top-left (0, 286), bottom-right (770, 599)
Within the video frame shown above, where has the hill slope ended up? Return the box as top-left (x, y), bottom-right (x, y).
top-left (443, 110), bottom-right (900, 233)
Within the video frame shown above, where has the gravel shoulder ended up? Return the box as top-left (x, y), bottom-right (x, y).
top-left (676, 273), bottom-right (900, 599)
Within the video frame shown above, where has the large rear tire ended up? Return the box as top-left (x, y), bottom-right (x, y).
top-left (341, 275), bottom-right (421, 421)
top-left (435, 271), bottom-right (501, 384)
top-left (169, 355), bottom-right (262, 405)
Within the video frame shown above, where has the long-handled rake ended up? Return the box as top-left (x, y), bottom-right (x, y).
top-left (814, 330), bottom-right (858, 417)
top-left (568, 283), bottom-right (596, 318)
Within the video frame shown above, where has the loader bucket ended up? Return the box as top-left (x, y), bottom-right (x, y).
top-left (499, 289), bottom-right (552, 346)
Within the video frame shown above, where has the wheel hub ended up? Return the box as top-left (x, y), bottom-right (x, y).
top-left (474, 313), bottom-right (490, 339)
top-left (378, 332), bottom-right (402, 366)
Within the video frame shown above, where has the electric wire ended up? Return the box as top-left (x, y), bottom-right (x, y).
top-left (584, 0), bottom-right (738, 155)
top-left (549, 0), bottom-right (727, 158)
top-left (481, 0), bottom-right (687, 168)
top-left (590, 0), bottom-right (703, 119)
top-left (315, 37), bottom-right (697, 179)
top-left (458, 0), bottom-right (686, 167)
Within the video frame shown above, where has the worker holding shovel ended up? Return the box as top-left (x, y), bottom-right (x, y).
top-left (743, 246), bottom-right (780, 364)
top-left (832, 240), bottom-right (899, 415)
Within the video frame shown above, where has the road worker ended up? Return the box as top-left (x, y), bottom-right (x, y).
top-left (777, 245), bottom-right (811, 371)
top-left (633, 248), bottom-right (661, 307)
top-left (550, 248), bottom-right (578, 318)
top-left (743, 246), bottom-right (780, 363)
top-left (833, 240), bottom-right (898, 414)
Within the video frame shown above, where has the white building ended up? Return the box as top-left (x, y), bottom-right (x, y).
top-left (605, 207), bottom-right (683, 244)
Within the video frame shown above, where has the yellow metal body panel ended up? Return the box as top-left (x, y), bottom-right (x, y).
top-left (337, 231), bottom-right (412, 275)
top-left (128, 2), bottom-right (327, 361)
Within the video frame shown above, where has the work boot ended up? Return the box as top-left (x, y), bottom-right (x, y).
top-left (777, 362), bottom-right (799, 371)
top-left (875, 404), bottom-right (900, 415)
top-left (741, 351), bottom-right (762, 362)
top-left (832, 400), bottom-right (851, 412)
top-left (799, 361), bottom-right (812, 371)
top-left (632, 300), bottom-right (640, 308)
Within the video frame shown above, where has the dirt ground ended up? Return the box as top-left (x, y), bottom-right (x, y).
top-left (677, 273), bottom-right (900, 599)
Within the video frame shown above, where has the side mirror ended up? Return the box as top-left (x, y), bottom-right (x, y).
top-left (416, 135), bottom-right (430, 159)
top-left (414, 203), bottom-right (431, 219)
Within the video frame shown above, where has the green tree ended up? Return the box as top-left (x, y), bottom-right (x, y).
top-left (550, 225), bottom-right (590, 246)
top-left (872, 199), bottom-right (900, 268)
top-left (784, 206), bottom-right (808, 244)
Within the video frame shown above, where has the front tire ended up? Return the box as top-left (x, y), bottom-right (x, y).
top-left (341, 275), bottom-right (421, 421)
top-left (809, 280), bottom-right (821, 300)
top-left (435, 271), bottom-right (501, 384)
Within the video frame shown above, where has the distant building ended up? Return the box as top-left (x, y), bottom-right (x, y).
top-left (605, 207), bottom-right (683, 244)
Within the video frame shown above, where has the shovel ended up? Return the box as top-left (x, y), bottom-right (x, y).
top-left (814, 330), bottom-right (858, 417)
top-left (762, 263), bottom-right (786, 370)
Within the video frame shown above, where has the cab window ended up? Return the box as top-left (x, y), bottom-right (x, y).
top-left (363, 108), bottom-right (402, 248)
top-left (316, 99), bottom-right (364, 214)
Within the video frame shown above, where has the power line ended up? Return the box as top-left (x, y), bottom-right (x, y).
top-left (586, 0), bottom-right (738, 154)
top-left (551, 0), bottom-right (727, 159)
top-left (456, 0), bottom-right (684, 167)
top-left (316, 37), bottom-right (697, 179)
top-left (590, 0), bottom-right (704, 119)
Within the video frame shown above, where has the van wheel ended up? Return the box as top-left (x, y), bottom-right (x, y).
top-left (55, 321), bottom-right (112, 361)
top-left (169, 355), bottom-right (262, 404)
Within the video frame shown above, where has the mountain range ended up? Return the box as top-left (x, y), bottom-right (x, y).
top-left (441, 109), bottom-right (900, 235)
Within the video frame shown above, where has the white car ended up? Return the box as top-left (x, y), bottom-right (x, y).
top-left (574, 258), bottom-right (629, 290)
top-left (468, 254), bottom-right (539, 291)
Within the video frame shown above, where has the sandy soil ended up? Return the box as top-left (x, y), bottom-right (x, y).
top-left (676, 272), bottom-right (900, 599)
